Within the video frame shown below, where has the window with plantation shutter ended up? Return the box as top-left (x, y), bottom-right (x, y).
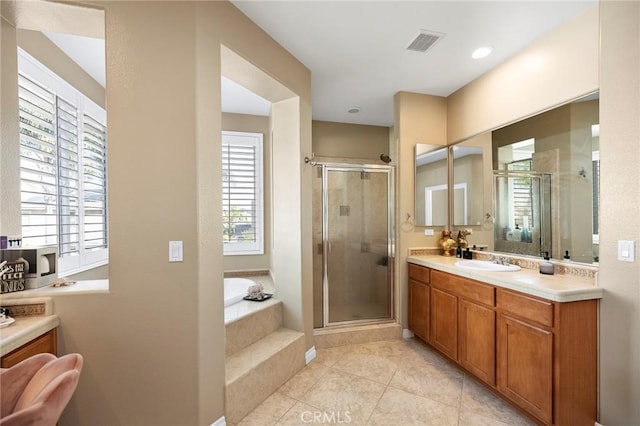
top-left (18, 48), bottom-right (107, 274)
top-left (222, 131), bottom-right (263, 255)
top-left (507, 159), bottom-right (534, 229)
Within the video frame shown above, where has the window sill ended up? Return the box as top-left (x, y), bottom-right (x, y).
top-left (2, 280), bottom-right (109, 297)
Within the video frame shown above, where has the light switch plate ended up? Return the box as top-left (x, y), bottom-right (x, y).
top-left (424, 229), bottom-right (434, 236)
top-left (617, 240), bottom-right (635, 262)
top-left (169, 241), bottom-right (183, 262)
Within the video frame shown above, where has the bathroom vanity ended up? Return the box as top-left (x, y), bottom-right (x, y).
top-left (407, 255), bottom-right (601, 426)
top-left (0, 298), bottom-right (59, 368)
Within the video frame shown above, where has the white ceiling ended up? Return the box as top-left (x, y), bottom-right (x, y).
top-left (44, 32), bottom-right (106, 87)
top-left (231, 0), bottom-right (596, 126)
top-left (42, 1), bottom-right (596, 127)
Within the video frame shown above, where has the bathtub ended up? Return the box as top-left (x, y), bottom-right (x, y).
top-left (224, 277), bottom-right (256, 307)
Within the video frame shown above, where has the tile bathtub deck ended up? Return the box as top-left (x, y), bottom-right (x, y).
top-left (232, 338), bottom-right (536, 426)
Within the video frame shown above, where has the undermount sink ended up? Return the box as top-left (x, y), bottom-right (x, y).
top-left (455, 259), bottom-right (521, 272)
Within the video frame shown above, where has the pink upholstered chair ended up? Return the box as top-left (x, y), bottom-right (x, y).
top-left (0, 353), bottom-right (83, 426)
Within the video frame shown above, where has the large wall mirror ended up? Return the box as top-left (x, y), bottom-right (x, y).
top-left (451, 141), bottom-right (485, 226)
top-left (414, 145), bottom-right (448, 226)
top-left (491, 92), bottom-right (599, 264)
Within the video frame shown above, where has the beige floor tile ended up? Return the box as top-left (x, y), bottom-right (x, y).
top-left (300, 369), bottom-right (386, 425)
top-left (461, 376), bottom-right (536, 426)
top-left (330, 342), bottom-right (403, 384)
top-left (277, 401), bottom-right (348, 426)
top-left (389, 354), bottom-right (464, 408)
top-left (403, 338), bottom-right (460, 370)
top-left (277, 361), bottom-right (330, 399)
top-left (458, 409), bottom-right (518, 426)
top-left (367, 386), bottom-right (459, 426)
top-left (359, 339), bottom-right (411, 358)
top-left (236, 411), bottom-right (279, 426)
top-left (314, 345), bottom-right (350, 367)
top-left (244, 391), bottom-right (297, 420)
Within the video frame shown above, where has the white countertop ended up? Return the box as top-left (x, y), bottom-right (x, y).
top-left (407, 255), bottom-right (603, 302)
top-left (0, 314), bottom-right (59, 357)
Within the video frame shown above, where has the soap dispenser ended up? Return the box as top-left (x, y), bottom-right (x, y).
top-left (512, 224), bottom-right (522, 242)
top-left (539, 252), bottom-right (554, 275)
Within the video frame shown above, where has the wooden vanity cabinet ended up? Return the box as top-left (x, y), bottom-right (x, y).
top-left (430, 269), bottom-right (495, 384)
top-left (408, 264), bottom-right (430, 342)
top-left (497, 288), bottom-right (597, 426)
top-left (497, 289), bottom-right (554, 424)
top-left (1, 328), bottom-right (58, 368)
top-left (459, 298), bottom-right (496, 385)
top-left (430, 286), bottom-right (458, 359)
top-left (407, 263), bottom-right (598, 426)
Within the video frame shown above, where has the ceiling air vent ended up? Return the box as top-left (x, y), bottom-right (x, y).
top-left (407, 30), bottom-right (444, 53)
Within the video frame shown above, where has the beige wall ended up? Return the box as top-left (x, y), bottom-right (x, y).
top-left (447, 5), bottom-right (599, 144)
top-left (312, 120), bottom-right (390, 160)
top-left (0, 1), bottom-right (311, 425)
top-left (599, 1), bottom-right (640, 424)
top-left (221, 113), bottom-right (271, 272)
top-left (0, 18), bottom-right (21, 236)
top-left (394, 91), bottom-right (447, 326)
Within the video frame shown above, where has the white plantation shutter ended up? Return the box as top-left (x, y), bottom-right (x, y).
top-left (222, 131), bottom-right (263, 255)
top-left (56, 97), bottom-right (80, 256)
top-left (18, 74), bottom-right (59, 247)
top-left (82, 114), bottom-right (108, 250)
top-left (18, 48), bottom-right (107, 274)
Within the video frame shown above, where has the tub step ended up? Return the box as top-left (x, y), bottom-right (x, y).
top-left (225, 298), bottom-right (282, 357)
top-left (225, 327), bottom-right (305, 424)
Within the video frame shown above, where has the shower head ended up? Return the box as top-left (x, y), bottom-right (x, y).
top-left (379, 154), bottom-right (392, 164)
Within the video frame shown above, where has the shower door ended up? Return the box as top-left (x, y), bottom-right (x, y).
top-left (321, 165), bottom-right (394, 327)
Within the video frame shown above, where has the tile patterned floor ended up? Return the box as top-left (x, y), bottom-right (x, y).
top-left (232, 338), bottom-right (536, 426)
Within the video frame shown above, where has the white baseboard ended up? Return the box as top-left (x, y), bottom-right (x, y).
top-left (210, 415), bottom-right (226, 426)
top-left (402, 329), bottom-right (415, 339)
top-left (595, 422), bottom-right (604, 426)
top-left (305, 346), bottom-right (317, 364)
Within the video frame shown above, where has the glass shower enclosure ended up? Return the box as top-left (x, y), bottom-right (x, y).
top-left (312, 163), bottom-right (394, 328)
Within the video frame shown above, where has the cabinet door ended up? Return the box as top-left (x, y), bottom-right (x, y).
top-left (497, 314), bottom-right (552, 425)
top-left (1, 328), bottom-right (58, 368)
top-left (408, 279), bottom-right (429, 341)
top-left (430, 287), bottom-right (457, 359)
top-left (459, 299), bottom-right (495, 385)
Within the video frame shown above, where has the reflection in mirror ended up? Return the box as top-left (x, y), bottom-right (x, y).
top-left (491, 93), bottom-right (599, 264)
top-left (415, 145), bottom-right (448, 226)
top-left (452, 144), bottom-right (484, 226)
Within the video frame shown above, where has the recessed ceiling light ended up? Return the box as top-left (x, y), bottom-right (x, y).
top-left (472, 46), bottom-right (493, 59)
top-left (347, 106), bottom-right (361, 114)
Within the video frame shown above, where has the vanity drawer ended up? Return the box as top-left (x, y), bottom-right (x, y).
top-left (497, 288), bottom-right (554, 327)
top-left (431, 270), bottom-right (495, 306)
top-left (408, 263), bottom-right (430, 284)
